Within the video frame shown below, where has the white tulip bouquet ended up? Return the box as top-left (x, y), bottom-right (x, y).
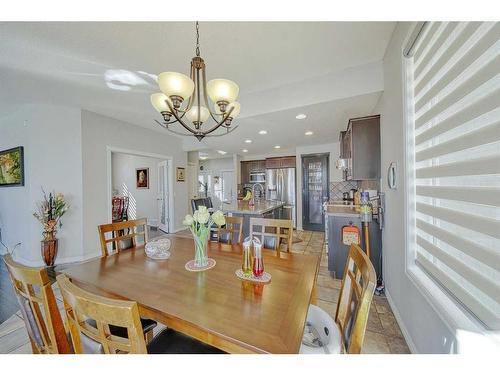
top-left (183, 206), bottom-right (225, 268)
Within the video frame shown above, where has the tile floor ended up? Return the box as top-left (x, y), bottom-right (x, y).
top-left (0, 230), bottom-right (410, 354)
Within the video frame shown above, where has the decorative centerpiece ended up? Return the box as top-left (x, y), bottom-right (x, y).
top-left (183, 206), bottom-right (225, 271)
top-left (33, 190), bottom-right (69, 267)
top-left (145, 238), bottom-right (171, 260)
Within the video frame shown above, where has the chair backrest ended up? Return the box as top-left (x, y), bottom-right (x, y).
top-left (191, 198), bottom-right (207, 213)
top-left (205, 197), bottom-right (213, 208)
top-left (218, 216), bottom-right (243, 245)
top-left (335, 244), bottom-right (376, 354)
top-left (56, 274), bottom-right (147, 354)
top-left (3, 255), bottom-right (71, 354)
top-left (249, 218), bottom-right (293, 254)
top-left (98, 218), bottom-right (148, 257)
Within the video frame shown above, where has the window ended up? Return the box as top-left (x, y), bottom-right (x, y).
top-left (405, 22), bottom-right (500, 330)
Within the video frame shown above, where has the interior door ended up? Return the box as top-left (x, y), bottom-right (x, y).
top-left (302, 154), bottom-right (329, 231)
top-left (157, 161), bottom-right (169, 233)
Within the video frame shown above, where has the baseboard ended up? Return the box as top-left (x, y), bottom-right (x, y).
top-left (385, 289), bottom-right (419, 354)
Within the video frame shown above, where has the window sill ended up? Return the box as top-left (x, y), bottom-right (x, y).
top-left (406, 264), bottom-right (500, 353)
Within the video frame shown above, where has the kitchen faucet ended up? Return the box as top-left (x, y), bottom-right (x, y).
top-left (249, 183), bottom-right (264, 206)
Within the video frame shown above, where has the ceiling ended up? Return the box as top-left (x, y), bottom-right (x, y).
top-left (0, 22), bottom-right (395, 157)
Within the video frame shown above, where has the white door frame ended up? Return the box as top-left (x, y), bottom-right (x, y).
top-left (106, 146), bottom-right (174, 232)
top-left (219, 169), bottom-right (235, 202)
top-left (157, 160), bottom-right (170, 233)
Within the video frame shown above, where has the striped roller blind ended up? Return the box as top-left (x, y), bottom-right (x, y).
top-left (408, 22), bottom-right (500, 329)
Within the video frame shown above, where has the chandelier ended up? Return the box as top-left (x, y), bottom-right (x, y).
top-left (151, 22), bottom-right (241, 141)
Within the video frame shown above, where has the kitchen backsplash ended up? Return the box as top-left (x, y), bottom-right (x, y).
top-left (329, 181), bottom-right (359, 200)
top-left (329, 180), bottom-right (380, 201)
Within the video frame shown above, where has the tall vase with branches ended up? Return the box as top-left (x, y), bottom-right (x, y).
top-left (33, 189), bottom-right (69, 266)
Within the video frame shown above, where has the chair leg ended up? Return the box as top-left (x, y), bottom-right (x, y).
top-left (145, 329), bottom-right (154, 344)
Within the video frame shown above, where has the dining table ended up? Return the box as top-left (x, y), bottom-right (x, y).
top-left (61, 236), bottom-right (321, 353)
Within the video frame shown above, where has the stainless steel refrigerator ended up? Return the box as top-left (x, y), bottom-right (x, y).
top-left (265, 168), bottom-right (296, 227)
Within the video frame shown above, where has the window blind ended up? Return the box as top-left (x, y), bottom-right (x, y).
top-left (407, 21), bottom-right (500, 329)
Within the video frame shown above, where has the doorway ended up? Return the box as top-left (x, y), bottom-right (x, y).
top-left (302, 153), bottom-right (329, 231)
top-left (107, 147), bottom-right (173, 235)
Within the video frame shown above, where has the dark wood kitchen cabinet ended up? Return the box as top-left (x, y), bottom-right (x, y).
top-left (240, 160), bottom-right (266, 184)
top-left (343, 115), bottom-right (380, 180)
top-left (265, 156), bottom-right (296, 169)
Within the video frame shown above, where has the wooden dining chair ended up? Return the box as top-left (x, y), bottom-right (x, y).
top-left (3, 255), bottom-right (71, 354)
top-left (97, 218), bottom-right (157, 342)
top-left (218, 216), bottom-right (244, 245)
top-left (98, 218), bottom-right (149, 257)
top-left (249, 218), bottom-right (293, 254)
top-left (56, 274), bottom-right (224, 354)
top-left (300, 243), bottom-right (376, 354)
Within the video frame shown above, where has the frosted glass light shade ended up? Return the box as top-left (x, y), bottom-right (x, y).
top-left (226, 102), bottom-right (241, 118)
top-left (158, 72), bottom-right (195, 100)
top-left (150, 93), bottom-right (172, 113)
top-left (186, 106), bottom-right (210, 123)
top-left (207, 79), bottom-right (239, 103)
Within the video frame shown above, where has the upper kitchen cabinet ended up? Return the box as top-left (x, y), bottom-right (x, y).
top-left (340, 115), bottom-right (380, 180)
top-left (240, 160), bottom-right (266, 184)
top-left (265, 156), bottom-right (296, 169)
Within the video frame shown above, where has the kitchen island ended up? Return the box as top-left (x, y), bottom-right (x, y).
top-left (325, 204), bottom-right (382, 279)
top-left (221, 200), bottom-right (284, 238)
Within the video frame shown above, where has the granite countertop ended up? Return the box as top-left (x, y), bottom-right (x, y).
top-left (221, 200), bottom-right (284, 215)
top-left (324, 205), bottom-right (361, 218)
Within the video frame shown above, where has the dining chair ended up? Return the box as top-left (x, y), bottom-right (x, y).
top-left (97, 218), bottom-right (157, 342)
top-left (300, 243), bottom-right (376, 354)
top-left (249, 218), bottom-right (293, 254)
top-left (3, 255), bottom-right (72, 354)
top-left (98, 218), bottom-right (149, 257)
top-left (191, 198), bottom-right (207, 213)
top-left (56, 274), bottom-right (224, 354)
top-left (218, 216), bottom-right (243, 245)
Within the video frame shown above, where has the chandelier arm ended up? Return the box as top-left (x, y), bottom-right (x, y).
top-left (196, 65), bottom-right (201, 124)
top-left (202, 107), bottom-right (235, 135)
top-left (165, 97), bottom-right (197, 135)
top-left (155, 120), bottom-right (239, 138)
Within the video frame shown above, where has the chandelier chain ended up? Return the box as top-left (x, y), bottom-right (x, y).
top-left (195, 21), bottom-right (200, 57)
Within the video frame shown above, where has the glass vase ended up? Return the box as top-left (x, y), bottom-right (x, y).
top-left (191, 227), bottom-right (209, 268)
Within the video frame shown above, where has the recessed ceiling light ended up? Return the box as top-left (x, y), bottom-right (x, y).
top-left (258, 130), bottom-right (267, 135)
top-left (305, 131), bottom-right (313, 136)
top-left (295, 113), bottom-right (307, 120)
top-left (217, 150), bottom-right (227, 155)
top-left (274, 145), bottom-right (281, 149)
top-left (242, 149), bottom-right (248, 153)
top-left (245, 139), bottom-right (252, 143)
top-left (199, 156), bottom-right (208, 160)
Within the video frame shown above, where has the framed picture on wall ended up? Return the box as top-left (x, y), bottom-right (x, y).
top-left (0, 146), bottom-right (24, 187)
top-left (136, 167), bottom-right (149, 189)
top-left (176, 167), bottom-right (185, 182)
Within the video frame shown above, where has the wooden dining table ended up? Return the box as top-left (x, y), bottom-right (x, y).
top-left (61, 236), bottom-right (320, 353)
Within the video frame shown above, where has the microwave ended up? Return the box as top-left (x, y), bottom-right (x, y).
top-left (250, 172), bottom-right (266, 183)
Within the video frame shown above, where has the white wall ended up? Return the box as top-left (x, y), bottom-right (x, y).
top-left (0, 104), bottom-right (83, 266)
top-left (81, 110), bottom-right (188, 258)
top-left (376, 22), bottom-right (456, 353)
top-left (111, 153), bottom-right (163, 226)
